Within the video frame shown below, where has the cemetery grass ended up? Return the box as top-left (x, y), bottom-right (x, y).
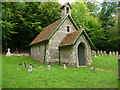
top-left (2, 55), bottom-right (118, 88)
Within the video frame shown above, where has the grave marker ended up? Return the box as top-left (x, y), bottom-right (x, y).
top-left (109, 51), bottom-right (112, 57)
top-left (104, 51), bottom-right (107, 56)
top-left (63, 64), bottom-right (66, 70)
top-left (47, 65), bottom-right (51, 70)
top-left (116, 51), bottom-right (118, 57)
top-left (28, 64), bottom-right (32, 72)
top-left (112, 52), bottom-right (115, 57)
top-left (6, 48), bottom-right (12, 56)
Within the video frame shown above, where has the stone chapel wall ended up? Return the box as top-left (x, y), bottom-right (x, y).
top-left (47, 18), bottom-right (77, 63)
top-left (31, 43), bottom-right (45, 62)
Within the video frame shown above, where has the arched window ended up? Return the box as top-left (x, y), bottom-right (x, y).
top-left (67, 26), bottom-right (70, 32)
top-left (66, 7), bottom-right (69, 13)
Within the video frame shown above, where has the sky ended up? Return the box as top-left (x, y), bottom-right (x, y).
top-left (58, 0), bottom-right (103, 5)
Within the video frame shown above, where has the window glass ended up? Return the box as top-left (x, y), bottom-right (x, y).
top-left (66, 7), bottom-right (69, 13)
top-left (67, 26), bottom-right (70, 32)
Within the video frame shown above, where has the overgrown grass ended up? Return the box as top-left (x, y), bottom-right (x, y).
top-left (2, 55), bottom-right (118, 88)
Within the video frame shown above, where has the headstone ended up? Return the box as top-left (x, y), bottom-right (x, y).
top-left (100, 50), bottom-right (103, 56)
top-left (112, 52), bottom-right (115, 57)
top-left (91, 67), bottom-right (95, 72)
top-left (23, 62), bottom-right (27, 67)
top-left (63, 64), bottom-right (66, 70)
top-left (98, 50), bottom-right (101, 56)
top-left (47, 65), bottom-right (51, 70)
top-left (28, 64), bottom-right (32, 72)
top-left (104, 51), bottom-right (107, 56)
top-left (116, 51), bottom-right (118, 57)
top-left (109, 51), bottom-right (112, 57)
top-left (97, 50), bottom-right (99, 55)
top-left (92, 50), bottom-right (96, 57)
top-left (6, 48), bottom-right (12, 56)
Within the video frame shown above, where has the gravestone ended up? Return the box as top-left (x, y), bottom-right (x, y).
top-left (23, 62), bottom-right (27, 67)
top-left (91, 50), bottom-right (96, 57)
top-left (28, 64), bottom-right (32, 72)
top-left (100, 50), bottom-right (103, 56)
top-left (6, 48), bottom-right (12, 56)
top-left (47, 65), bottom-right (51, 70)
top-left (63, 64), bottom-right (66, 70)
top-left (109, 51), bottom-right (112, 57)
top-left (91, 67), bottom-right (95, 72)
top-left (116, 51), bottom-right (118, 57)
top-left (99, 50), bottom-right (101, 56)
top-left (104, 51), bottom-right (106, 56)
top-left (112, 52), bottom-right (115, 57)
top-left (97, 50), bottom-right (99, 55)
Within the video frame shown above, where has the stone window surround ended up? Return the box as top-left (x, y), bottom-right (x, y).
top-left (66, 7), bottom-right (69, 13)
top-left (66, 25), bottom-right (71, 33)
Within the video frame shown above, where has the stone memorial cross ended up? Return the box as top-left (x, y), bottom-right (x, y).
top-left (6, 48), bottom-right (12, 56)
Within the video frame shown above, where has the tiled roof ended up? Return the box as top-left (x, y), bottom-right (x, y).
top-left (59, 31), bottom-right (82, 47)
top-left (30, 19), bottom-right (62, 45)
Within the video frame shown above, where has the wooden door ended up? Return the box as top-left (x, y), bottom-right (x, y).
top-left (78, 43), bottom-right (85, 66)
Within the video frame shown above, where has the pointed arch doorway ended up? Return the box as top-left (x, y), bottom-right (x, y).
top-left (78, 43), bottom-right (85, 66)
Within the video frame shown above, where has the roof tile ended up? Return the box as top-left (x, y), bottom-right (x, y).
top-left (59, 31), bottom-right (82, 47)
top-left (30, 19), bottom-right (62, 45)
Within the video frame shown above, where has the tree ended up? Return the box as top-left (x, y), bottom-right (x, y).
top-left (85, 2), bottom-right (100, 17)
top-left (98, 2), bottom-right (118, 51)
top-left (71, 2), bottom-right (104, 50)
top-left (2, 2), bottom-right (61, 52)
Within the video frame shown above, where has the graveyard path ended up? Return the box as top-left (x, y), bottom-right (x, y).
top-left (95, 67), bottom-right (114, 73)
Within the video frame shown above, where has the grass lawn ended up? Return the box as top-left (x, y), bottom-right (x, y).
top-left (2, 55), bottom-right (118, 88)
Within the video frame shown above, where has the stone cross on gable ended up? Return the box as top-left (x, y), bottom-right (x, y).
top-left (80, 25), bottom-right (82, 29)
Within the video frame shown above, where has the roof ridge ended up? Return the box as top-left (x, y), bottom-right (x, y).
top-left (30, 14), bottom-right (80, 46)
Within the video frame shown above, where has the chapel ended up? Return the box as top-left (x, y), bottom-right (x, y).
top-left (30, 2), bottom-right (94, 66)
